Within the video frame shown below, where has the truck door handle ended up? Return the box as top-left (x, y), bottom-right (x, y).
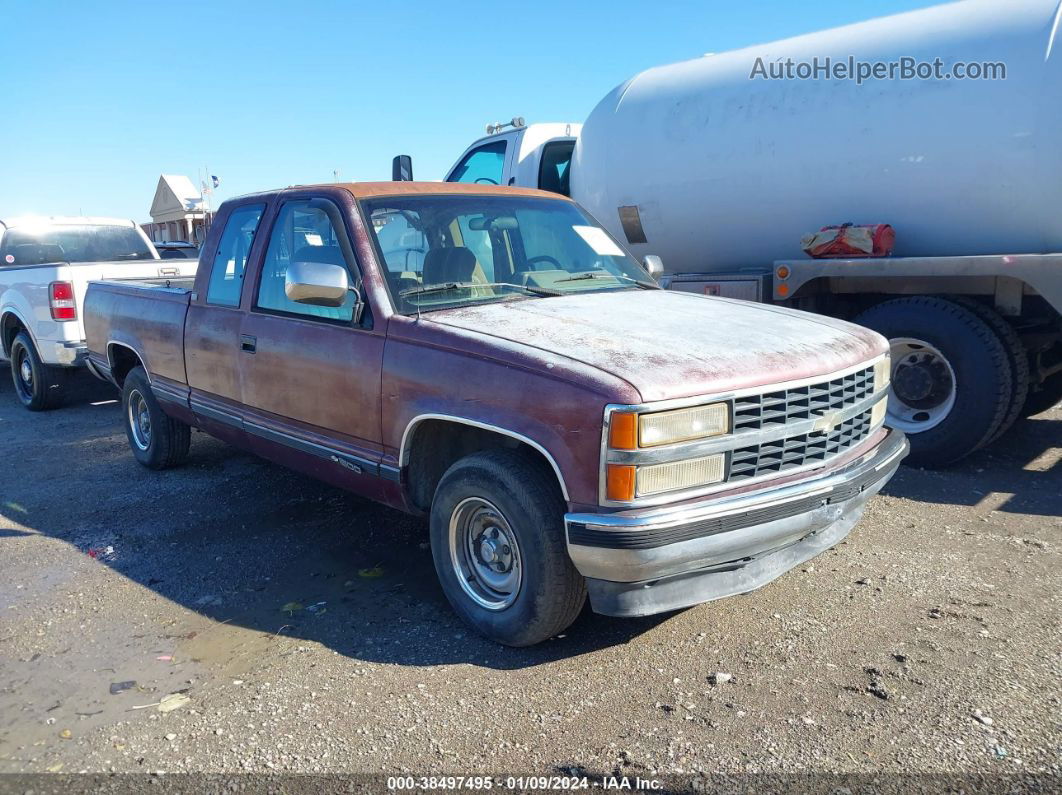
top-left (240, 335), bottom-right (257, 353)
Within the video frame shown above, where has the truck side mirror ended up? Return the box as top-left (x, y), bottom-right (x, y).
top-left (642, 255), bottom-right (664, 279)
top-left (286, 261), bottom-right (351, 306)
top-left (392, 155), bottom-right (413, 182)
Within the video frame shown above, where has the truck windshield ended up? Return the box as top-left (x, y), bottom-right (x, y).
top-left (361, 194), bottom-right (657, 315)
top-left (0, 224), bottom-right (155, 266)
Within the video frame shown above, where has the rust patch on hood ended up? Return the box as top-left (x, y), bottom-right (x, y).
top-left (428, 290), bottom-right (885, 402)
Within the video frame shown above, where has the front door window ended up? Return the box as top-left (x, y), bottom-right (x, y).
top-left (448, 141), bottom-right (507, 186)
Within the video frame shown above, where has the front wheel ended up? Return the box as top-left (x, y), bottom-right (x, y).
top-left (121, 366), bottom-right (191, 469)
top-left (854, 297), bottom-right (1012, 468)
top-left (9, 330), bottom-right (66, 411)
top-left (429, 450), bottom-right (586, 646)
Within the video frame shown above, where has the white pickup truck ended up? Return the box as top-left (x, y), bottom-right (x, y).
top-left (0, 216), bottom-right (198, 410)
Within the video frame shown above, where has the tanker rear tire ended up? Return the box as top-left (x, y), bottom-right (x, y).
top-left (952, 297), bottom-right (1029, 444)
top-left (853, 297), bottom-right (1011, 468)
top-left (121, 366), bottom-right (191, 470)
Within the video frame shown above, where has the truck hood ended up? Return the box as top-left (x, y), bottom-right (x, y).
top-left (427, 289), bottom-right (885, 402)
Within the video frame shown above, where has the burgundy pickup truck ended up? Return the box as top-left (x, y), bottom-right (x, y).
top-left (85, 182), bottom-right (907, 646)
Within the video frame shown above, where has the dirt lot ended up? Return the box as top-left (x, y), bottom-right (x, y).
top-left (0, 371), bottom-right (1058, 788)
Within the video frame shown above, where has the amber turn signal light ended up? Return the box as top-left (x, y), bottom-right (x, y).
top-left (606, 464), bottom-right (636, 502)
top-left (608, 411), bottom-right (638, 450)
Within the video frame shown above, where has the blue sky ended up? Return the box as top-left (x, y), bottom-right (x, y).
top-left (0, 0), bottom-right (940, 222)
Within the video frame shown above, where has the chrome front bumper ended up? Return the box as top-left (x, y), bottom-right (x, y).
top-left (565, 429), bottom-right (908, 617)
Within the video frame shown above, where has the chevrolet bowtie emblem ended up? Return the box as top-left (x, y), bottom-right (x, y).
top-left (811, 410), bottom-right (843, 434)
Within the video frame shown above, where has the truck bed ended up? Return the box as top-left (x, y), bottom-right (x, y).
top-left (84, 278), bottom-right (194, 387)
top-left (98, 276), bottom-right (197, 290)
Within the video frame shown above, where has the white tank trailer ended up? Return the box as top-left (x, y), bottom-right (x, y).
top-left (572, 0), bottom-right (1062, 268)
top-left (433, 0), bottom-right (1062, 466)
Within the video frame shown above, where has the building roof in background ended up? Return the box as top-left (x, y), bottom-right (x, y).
top-left (150, 174), bottom-right (204, 222)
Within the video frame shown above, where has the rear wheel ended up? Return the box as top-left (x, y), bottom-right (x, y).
top-left (854, 297), bottom-right (1012, 467)
top-left (429, 450), bottom-right (586, 646)
top-left (9, 330), bottom-right (66, 411)
top-left (953, 298), bottom-right (1029, 442)
top-left (121, 366), bottom-right (191, 469)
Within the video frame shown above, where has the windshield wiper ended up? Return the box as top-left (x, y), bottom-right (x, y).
top-left (553, 271), bottom-right (658, 289)
top-left (399, 281), bottom-right (560, 298)
top-left (112, 252), bottom-right (149, 259)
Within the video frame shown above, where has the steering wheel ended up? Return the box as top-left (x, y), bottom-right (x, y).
top-left (474, 177), bottom-right (499, 185)
top-left (525, 254), bottom-right (562, 270)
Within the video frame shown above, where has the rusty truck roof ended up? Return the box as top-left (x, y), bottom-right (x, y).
top-left (298, 182), bottom-right (568, 201)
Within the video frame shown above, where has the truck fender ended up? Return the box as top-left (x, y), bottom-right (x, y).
top-left (105, 337), bottom-right (151, 384)
top-left (0, 303), bottom-right (37, 359)
top-left (399, 412), bottom-right (571, 502)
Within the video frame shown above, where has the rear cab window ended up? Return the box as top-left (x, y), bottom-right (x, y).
top-left (538, 140), bottom-right (575, 196)
top-left (1, 224), bottom-right (154, 267)
top-left (205, 204), bottom-right (265, 306)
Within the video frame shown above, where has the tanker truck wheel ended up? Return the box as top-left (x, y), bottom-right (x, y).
top-left (951, 297), bottom-right (1029, 443)
top-left (853, 297), bottom-right (1012, 468)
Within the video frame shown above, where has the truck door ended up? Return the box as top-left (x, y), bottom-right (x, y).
top-left (237, 195), bottom-right (389, 494)
top-left (184, 201), bottom-right (267, 447)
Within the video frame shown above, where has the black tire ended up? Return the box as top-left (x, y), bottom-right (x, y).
top-left (429, 449), bottom-right (586, 646)
top-left (952, 298), bottom-right (1029, 443)
top-left (853, 297), bottom-right (1012, 468)
top-left (121, 366), bottom-right (191, 470)
top-left (1022, 372), bottom-right (1062, 417)
top-left (9, 330), bottom-right (66, 411)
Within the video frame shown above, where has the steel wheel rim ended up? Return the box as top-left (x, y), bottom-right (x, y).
top-left (15, 349), bottom-right (33, 400)
top-left (448, 497), bottom-right (522, 611)
top-left (887, 337), bottom-right (957, 433)
top-left (127, 389), bottom-right (152, 451)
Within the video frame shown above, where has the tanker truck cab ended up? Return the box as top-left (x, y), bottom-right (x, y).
top-left (444, 120), bottom-right (581, 196)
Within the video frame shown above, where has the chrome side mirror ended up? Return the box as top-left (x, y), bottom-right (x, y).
top-left (285, 261), bottom-right (351, 307)
top-left (284, 260), bottom-right (365, 324)
top-left (642, 254), bottom-right (664, 279)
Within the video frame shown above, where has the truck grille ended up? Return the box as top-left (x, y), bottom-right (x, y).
top-left (728, 365), bottom-right (876, 482)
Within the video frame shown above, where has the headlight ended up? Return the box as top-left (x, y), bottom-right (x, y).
top-left (635, 454), bottom-right (726, 497)
top-left (874, 355), bottom-right (891, 391)
top-left (638, 402), bottom-right (729, 447)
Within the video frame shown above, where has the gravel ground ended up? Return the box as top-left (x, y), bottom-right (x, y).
top-left (0, 371), bottom-right (1059, 789)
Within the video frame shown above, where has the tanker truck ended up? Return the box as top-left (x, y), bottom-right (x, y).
top-left (424, 0), bottom-right (1062, 468)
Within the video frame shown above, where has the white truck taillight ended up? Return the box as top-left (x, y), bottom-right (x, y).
top-left (49, 281), bottom-right (76, 321)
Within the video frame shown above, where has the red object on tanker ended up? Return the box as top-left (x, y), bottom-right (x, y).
top-left (801, 223), bottom-right (895, 258)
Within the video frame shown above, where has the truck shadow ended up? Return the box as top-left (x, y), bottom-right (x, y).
top-left (0, 371), bottom-right (669, 672)
top-left (880, 408), bottom-right (1061, 516)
